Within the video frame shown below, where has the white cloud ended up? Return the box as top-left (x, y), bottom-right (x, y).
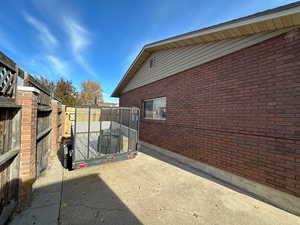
top-left (64, 17), bottom-right (98, 77)
top-left (64, 18), bottom-right (90, 53)
top-left (23, 12), bottom-right (58, 49)
top-left (75, 55), bottom-right (98, 78)
top-left (47, 55), bottom-right (70, 78)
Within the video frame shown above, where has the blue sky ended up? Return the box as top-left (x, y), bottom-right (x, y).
top-left (0, 0), bottom-right (297, 102)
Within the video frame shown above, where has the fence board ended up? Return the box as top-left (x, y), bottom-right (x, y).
top-left (0, 150), bottom-right (19, 167)
top-left (0, 51), bottom-right (64, 223)
top-left (0, 109), bottom-right (19, 219)
top-left (36, 109), bottom-right (51, 177)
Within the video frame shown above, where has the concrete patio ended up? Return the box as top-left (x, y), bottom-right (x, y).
top-left (9, 150), bottom-right (300, 225)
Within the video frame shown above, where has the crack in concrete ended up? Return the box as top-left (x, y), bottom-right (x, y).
top-left (61, 202), bottom-right (128, 213)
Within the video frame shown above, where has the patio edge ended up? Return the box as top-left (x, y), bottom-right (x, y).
top-left (140, 141), bottom-right (300, 216)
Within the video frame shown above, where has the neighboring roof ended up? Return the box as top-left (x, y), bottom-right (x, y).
top-left (112, 2), bottom-right (300, 97)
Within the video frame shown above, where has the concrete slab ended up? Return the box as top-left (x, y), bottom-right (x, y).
top-left (59, 152), bottom-right (300, 225)
top-left (9, 156), bottom-right (63, 225)
top-left (8, 149), bottom-right (300, 225)
top-left (141, 141), bottom-right (300, 215)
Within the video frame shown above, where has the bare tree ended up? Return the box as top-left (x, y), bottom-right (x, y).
top-left (37, 75), bottom-right (55, 91)
top-left (79, 80), bottom-right (103, 105)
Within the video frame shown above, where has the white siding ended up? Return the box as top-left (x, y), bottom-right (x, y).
top-left (123, 29), bottom-right (289, 93)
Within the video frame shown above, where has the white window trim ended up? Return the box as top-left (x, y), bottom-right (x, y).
top-left (143, 97), bottom-right (166, 120)
top-left (144, 117), bottom-right (166, 121)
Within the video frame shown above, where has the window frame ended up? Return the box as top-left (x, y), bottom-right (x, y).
top-left (143, 97), bottom-right (166, 121)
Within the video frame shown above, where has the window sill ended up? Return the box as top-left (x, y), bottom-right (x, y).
top-left (142, 118), bottom-right (166, 124)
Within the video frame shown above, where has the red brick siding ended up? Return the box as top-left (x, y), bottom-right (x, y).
top-left (120, 29), bottom-right (300, 197)
top-left (16, 90), bottom-right (38, 206)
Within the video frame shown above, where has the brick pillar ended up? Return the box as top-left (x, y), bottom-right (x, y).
top-left (51, 100), bottom-right (58, 156)
top-left (16, 86), bottom-right (39, 207)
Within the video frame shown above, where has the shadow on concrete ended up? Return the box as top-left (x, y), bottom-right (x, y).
top-left (8, 149), bottom-right (142, 225)
top-left (59, 173), bottom-right (143, 225)
top-left (8, 171), bottom-right (142, 225)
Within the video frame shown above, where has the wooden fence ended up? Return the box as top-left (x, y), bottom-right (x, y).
top-left (28, 75), bottom-right (53, 178)
top-left (0, 52), bottom-right (21, 224)
top-left (0, 51), bottom-right (64, 224)
top-left (57, 103), bottom-right (63, 145)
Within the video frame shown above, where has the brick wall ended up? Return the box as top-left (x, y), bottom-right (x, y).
top-left (120, 29), bottom-right (300, 197)
top-left (15, 89), bottom-right (65, 208)
top-left (16, 89), bottom-right (38, 206)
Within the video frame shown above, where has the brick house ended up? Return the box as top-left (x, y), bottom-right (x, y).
top-left (112, 3), bottom-right (300, 214)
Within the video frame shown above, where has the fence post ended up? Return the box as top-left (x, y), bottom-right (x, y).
top-left (60, 105), bottom-right (65, 139)
top-left (15, 86), bottom-right (39, 208)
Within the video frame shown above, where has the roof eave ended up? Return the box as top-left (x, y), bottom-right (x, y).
top-left (111, 2), bottom-right (300, 98)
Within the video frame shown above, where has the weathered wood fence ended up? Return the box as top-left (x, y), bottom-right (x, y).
top-left (26, 75), bottom-right (53, 178)
top-left (0, 51), bottom-right (64, 224)
top-left (0, 53), bottom-right (20, 225)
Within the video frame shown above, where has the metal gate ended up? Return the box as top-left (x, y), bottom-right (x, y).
top-left (69, 106), bottom-right (139, 168)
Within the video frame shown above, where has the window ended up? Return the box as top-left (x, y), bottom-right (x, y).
top-left (143, 97), bottom-right (166, 120)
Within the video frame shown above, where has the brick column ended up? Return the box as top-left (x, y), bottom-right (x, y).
top-left (51, 100), bottom-right (58, 156)
top-left (16, 86), bottom-right (39, 207)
